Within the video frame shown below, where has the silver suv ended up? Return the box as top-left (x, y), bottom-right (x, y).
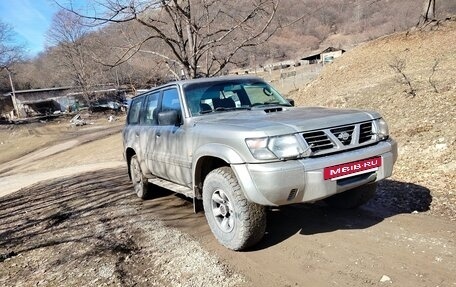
top-left (123, 76), bottom-right (397, 250)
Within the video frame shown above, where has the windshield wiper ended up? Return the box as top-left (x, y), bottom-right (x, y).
top-left (251, 102), bottom-right (290, 108)
top-left (200, 106), bottom-right (251, 115)
top-left (214, 106), bottom-right (251, 112)
top-left (200, 109), bottom-right (214, 114)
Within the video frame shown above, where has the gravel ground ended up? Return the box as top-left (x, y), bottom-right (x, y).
top-left (2, 168), bottom-right (455, 287)
top-left (0, 169), bottom-right (244, 287)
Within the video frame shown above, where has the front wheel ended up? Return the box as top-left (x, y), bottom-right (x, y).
top-left (324, 182), bottom-right (377, 209)
top-left (129, 155), bottom-right (151, 199)
top-left (203, 167), bottom-right (266, 251)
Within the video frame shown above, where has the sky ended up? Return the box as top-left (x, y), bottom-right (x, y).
top-left (0, 0), bottom-right (58, 56)
top-left (0, 0), bottom-right (88, 57)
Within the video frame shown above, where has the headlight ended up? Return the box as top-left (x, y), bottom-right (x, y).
top-left (375, 118), bottom-right (389, 140)
top-left (246, 135), bottom-right (309, 160)
top-left (268, 135), bottom-right (305, 159)
top-left (245, 137), bottom-right (276, 160)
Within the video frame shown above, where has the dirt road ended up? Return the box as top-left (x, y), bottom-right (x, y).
top-left (0, 121), bottom-right (124, 197)
top-left (1, 170), bottom-right (455, 286)
top-left (0, 120), bottom-right (455, 286)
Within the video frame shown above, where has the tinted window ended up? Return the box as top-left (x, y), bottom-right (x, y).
top-left (127, 97), bottom-right (143, 125)
top-left (143, 92), bottom-right (159, 125)
top-left (161, 88), bottom-right (181, 112)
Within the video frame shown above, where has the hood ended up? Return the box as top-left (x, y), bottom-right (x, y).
top-left (193, 106), bottom-right (381, 136)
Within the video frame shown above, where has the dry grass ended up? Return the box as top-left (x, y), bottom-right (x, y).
top-left (291, 19), bottom-right (456, 218)
top-left (0, 121), bottom-right (69, 165)
top-left (0, 114), bottom-right (124, 166)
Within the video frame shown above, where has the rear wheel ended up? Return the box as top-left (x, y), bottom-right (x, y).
top-left (130, 155), bottom-right (151, 199)
top-left (324, 182), bottom-right (377, 209)
top-left (203, 167), bottom-right (266, 251)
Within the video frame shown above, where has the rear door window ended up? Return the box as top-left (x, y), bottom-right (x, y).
top-left (143, 92), bottom-right (160, 125)
top-left (127, 97), bottom-right (144, 125)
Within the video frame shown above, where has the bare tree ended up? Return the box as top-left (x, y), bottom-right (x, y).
top-left (46, 9), bottom-right (101, 106)
top-left (57, 0), bottom-right (281, 79)
top-left (86, 21), bottom-right (169, 87)
top-left (0, 21), bottom-right (24, 117)
top-left (0, 22), bottom-right (23, 71)
top-left (428, 59), bottom-right (439, 93)
top-left (389, 57), bottom-right (416, 97)
top-left (418, 0), bottom-right (436, 26)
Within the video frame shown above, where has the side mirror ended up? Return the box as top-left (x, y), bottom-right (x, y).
top-left (158, 110), bottom-right (180, 126)
top-left (287, 98), bottom-right (295, 106)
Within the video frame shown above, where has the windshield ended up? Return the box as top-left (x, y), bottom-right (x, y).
top-left (183, 79), bottom-right (291, 116)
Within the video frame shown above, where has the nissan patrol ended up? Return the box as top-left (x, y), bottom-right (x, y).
top-left (122, 75), bottom-right (397, 250)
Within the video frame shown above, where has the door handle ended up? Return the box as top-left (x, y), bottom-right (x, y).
top-left (135, 132), bottom-right (139, 137)
top-left (156, 132), bottom-right (161, 138)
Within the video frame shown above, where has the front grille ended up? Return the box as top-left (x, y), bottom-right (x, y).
top-left (302, 131), bottom-right (334, 152)
top-left (301, 121), bottom-right (376, 156)
top-left (359, 122), bottom-right (373, 143)
top-left (330, 125), bottom-right (354, 145)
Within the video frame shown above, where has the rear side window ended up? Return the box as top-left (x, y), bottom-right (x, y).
top-left (127, 97), bottom-right (143, 125)
top-left (143, 92), bottom-right (159, 125)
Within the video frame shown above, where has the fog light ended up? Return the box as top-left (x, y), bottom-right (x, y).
top-left (287, 188), bottom-right (298, 201)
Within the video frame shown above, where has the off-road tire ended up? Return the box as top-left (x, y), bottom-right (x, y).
top-left (130, 155), bottom-right (151, 199)
top-left (325, 182), bottom-right (377, 209)
top-left (203, 167), bottom-right (266, 251)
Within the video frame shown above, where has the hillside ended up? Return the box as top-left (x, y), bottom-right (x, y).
top-left (291, 19), bottom-right (456, 219)
top-left (2, 1), bottom-right (455, 92)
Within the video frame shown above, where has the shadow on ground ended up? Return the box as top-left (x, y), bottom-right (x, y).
top-left (0, 169), bottom-right (431, 257)
top-left (251, 179), bottom-right (432, 250)
top-left (0, 168), bottom-right (197, 286)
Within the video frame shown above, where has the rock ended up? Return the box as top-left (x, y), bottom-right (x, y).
top-left (380, 275), bottom-right (392, 283)
top-left (435, 143), bottom-right (447, 151)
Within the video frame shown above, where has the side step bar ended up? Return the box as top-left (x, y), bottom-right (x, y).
top-left (148, 177), bottom-right (194, 198)
top-left (147, 177), bottom-right (202, 213)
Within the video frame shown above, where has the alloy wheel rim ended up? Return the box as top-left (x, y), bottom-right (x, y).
top-left (211, 189), bottom-right (235, 233)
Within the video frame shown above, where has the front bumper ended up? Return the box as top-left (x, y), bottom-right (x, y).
top-left (231, 139), bottom-right (397, 206)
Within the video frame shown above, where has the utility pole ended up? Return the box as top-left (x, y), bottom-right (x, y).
top-left (6, 68), bottom-right (20, 118)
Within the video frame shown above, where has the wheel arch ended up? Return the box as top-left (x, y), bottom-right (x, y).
top-left (192, 144), bottom-right (245, 200)
top-left (125, 147), bottom-right (136, 180)
top-left (194, 156), bottom-right (229, 200)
